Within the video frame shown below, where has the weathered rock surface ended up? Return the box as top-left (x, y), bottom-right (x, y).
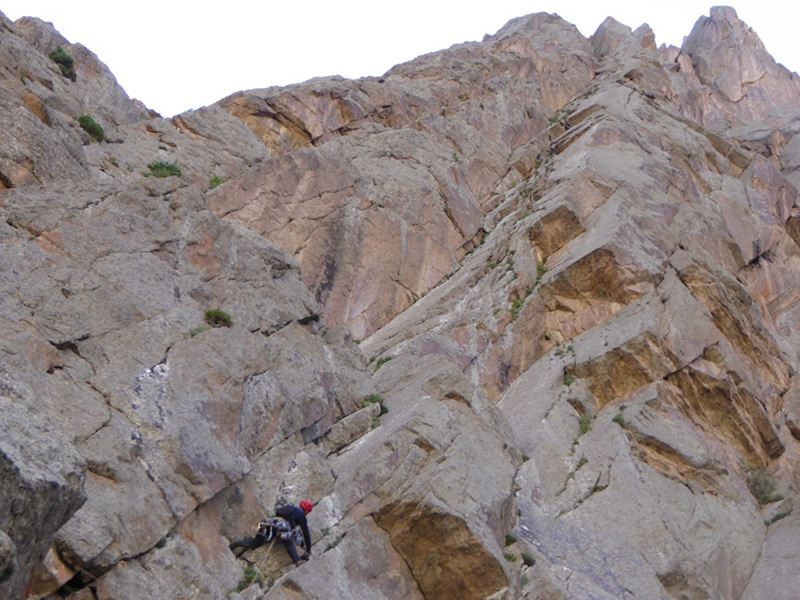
top-left (680, 6), bottom-right (800, 129)
top-left (740, 512), bottom-right (800, 600)
top-left (362, 8), bottom-right (800, 599)
top-left (0, 15), bottom-right (375, 591)
top-left (3, 5), bottom-right (800, 600)
top-left (263, 518), bottom-right (424, 600)
top-left (0, 13), bottom-right (149, 189)
top-left (208, 14), bottom-right (595, 338)
top-left (0, 369), bottom-right (85, 599)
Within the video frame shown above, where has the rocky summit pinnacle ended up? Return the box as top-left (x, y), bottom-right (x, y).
top-left (2, 6), bottom-right (800, 600)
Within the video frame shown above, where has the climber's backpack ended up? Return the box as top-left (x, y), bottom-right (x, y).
top-left (275, 504), bottom-right (296, 521)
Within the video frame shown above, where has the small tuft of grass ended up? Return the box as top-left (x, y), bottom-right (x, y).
top-left (521, 575), bottom-right (530, 586)
top-left (78, 115), bottom-right (105, 142)
top-left (205, 309), bottom-right (233, 328)
top-left (504, 534), bottom-right (517, 546)
top-left (563, 373), bottom-right (575, 387)
top-left (578, 415), bottom-right (594, 435)
top-left (612, 412), bottom-right (625, 426)
top-left (236, 565), bottom-right (263, 592)
top-left (146, 161), bottom-right (182, 178)
top-left (510, 298), bottom-right (524, 321)
top-left (327, 536), bottom-right (342, 550)
top-left (373, 356), bottom-right (393, 372)
top-left (190, 326), bottom-right (209, 337)
top-left (209, 174), bottom-right (225, 189)
top-left (534, 263), bottom-right (548, 287)
top-left (503, 552), bottom-right (517, 562)
top-left (577, 456), bottom-right (588, 469)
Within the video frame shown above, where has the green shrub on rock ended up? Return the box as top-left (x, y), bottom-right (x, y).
top-left (744, 465), bottom-right (783, 505)
top-left (236, 565), bottom-right (262, 592)
top-left (362, 394), bottom-right (388, 414)
top-left (205, 309), bottom-right (232, 328)
top-left (78, 115), bottom-right (105, 142)
top-left (147, 161), bottom-right (182, 178)
top-left (48, 46), bottom-right (76, 80)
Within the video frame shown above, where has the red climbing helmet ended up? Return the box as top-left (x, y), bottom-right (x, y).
top-left (300, 499), bottom-right (313, 514)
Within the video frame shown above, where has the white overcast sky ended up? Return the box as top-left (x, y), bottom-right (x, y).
top-left (3, 1), bottom-right (798, 117)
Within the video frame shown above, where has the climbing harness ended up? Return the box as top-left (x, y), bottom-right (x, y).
top-left (267, 518), bottom-right (293, 541)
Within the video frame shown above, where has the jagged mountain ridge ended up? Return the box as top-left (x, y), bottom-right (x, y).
top-left (2, 6), bottom-right (800, 600)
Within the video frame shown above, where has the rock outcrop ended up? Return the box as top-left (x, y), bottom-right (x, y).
top-left (3, 5), bottom-right (800, 600)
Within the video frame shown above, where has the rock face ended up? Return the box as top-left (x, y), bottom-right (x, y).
top-left (208, 14), bottom-right (595, 339)
top-left (0, 370), bottom-right (85, 598)
top-left (0, 13), bottom-right (149, 188)
top-left (3, 5), bottom-right (800, 600)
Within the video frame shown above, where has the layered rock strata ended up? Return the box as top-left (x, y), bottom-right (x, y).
top-left (2, 5), bottom-right (800, 600)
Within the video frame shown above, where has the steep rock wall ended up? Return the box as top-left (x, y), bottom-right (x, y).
top-left (362, 8), bottom-right (800, 600)
top-left (208, 14), bottom-right (595, 339)
top-left (2, 6), bottom-right (800, 600)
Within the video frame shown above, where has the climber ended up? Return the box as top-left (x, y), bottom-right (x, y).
top-left (228, 500), bottom-right (313, 566)
top-left (275, 500), bottom-right (313, 564)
